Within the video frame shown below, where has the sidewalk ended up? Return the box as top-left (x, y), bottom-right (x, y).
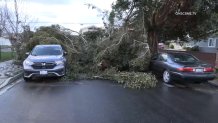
top-left (0, 60), bottom-right (23, 89)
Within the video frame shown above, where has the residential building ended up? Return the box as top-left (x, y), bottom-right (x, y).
top-left (185, 35), bottom-right (218, 53)
top-left (0, 37), bottom-right (11, 46)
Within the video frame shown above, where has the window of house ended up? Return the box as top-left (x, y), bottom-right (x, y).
top-left (208, 38), bottom-right (216, 47)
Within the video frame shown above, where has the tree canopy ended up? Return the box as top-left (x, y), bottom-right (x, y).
top-left (109, 0), bottom-right (218, 53)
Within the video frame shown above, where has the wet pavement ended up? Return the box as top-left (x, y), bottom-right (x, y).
top-left (0, 79), bottom-right (218, 123)
top-left (0, 60), bottom-right (22, 88)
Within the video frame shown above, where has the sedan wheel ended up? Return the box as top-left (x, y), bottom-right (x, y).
top-left (163, 70), bottom-right (171, 84)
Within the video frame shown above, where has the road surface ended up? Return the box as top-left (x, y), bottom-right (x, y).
top-left (0, 79), bottom-right (218, 123)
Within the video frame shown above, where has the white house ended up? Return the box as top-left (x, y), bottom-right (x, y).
top-left (185, 35), bottom-right (218, 53)
top-left (0, 37), bottom-right (11, 46)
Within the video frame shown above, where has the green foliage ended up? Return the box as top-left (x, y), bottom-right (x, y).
top-left (63, 63), bottom-right (96, 80)
top-left (95, 35), bottom-right (131, 70)
top-left (169, 44), bottom-right (174, 49)
top-left (109, 0), bottom-right (218, 53)
top-left (109, 10), bottom-right (115, 26)
top-left (83, 27), bottom-right (104, 41)
top-left (63, 66), bottom-right (157, 89)
top-left (95, 33), bottom-right (151, 71)
top-left (20, 36), bottom-right (68, 60)
top-left (20, 25), bottom-right (78, 63)
top-left (129, 56), bottom-right (150, 72)
top-left (101, 69), bottom-right (157, 89)
top-left (20, 25), bottom-right (157, 89)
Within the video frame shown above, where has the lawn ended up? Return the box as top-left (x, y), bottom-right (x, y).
top-left (0, 52), bottom-right (14, 62)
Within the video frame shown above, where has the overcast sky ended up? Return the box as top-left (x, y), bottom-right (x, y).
top-left (5, 0), bottom-right (115, 32)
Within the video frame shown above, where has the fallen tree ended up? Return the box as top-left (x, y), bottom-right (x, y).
top-left (20, 25), bottom-right (157, 88)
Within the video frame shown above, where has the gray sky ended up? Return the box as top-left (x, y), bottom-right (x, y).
top-left (4, 0), bottom-right (115, 32)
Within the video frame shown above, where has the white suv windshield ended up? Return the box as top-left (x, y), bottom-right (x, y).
top-left (31, 46), bottom-right (62, 56)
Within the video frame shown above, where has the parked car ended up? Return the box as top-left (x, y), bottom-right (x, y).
top-left (150, 52), bottom-right (216, 83)
top-left (23, 45), bottom-right (67, 81)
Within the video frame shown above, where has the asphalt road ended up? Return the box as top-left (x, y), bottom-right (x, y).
top-left (0, 79), bottom-right (218, 123)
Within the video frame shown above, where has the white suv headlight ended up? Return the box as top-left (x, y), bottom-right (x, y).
top-left (55, 61), bottom-right (64, 65)
top-left (24, 60), bottom-right (34, 66)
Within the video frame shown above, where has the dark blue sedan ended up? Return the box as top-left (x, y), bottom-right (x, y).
top-left (150, 52), bottom-right (216, 84)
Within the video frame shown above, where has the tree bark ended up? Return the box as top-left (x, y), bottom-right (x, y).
top-left (147, 30), bottom-right (158, 55)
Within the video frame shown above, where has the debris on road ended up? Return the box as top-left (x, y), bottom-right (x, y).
top-left (0, 60), bottom-right (23, 89)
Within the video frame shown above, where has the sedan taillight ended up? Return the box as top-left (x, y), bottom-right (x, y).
top-left (204, 67), bottom-right (214, 72)
top-left (177, 67), bottom-right (194, 72)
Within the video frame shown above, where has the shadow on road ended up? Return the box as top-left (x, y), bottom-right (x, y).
top-left (25, 77), bottom-right (63, 83)
top-left (161, 80), bottom-right (218, 94)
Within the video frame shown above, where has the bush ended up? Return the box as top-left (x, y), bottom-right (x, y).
top-left (169, 44), bottom-right (174, 49)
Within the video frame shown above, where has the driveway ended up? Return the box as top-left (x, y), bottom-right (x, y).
top-left (0, 79), bottom-right (218, 123)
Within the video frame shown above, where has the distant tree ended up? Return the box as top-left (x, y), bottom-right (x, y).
top-left (83, 28), bottom-right (104, 41)
top-left (0, 0), bottom-right (32, 60)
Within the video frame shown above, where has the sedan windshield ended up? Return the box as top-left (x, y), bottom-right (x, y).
top-left (170, 53), bottom-right (199, 63)
top-left (31, 46), bottom-right (62, 56)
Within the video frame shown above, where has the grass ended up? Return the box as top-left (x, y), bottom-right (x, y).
top-left (0, 52), bottom-right (14, 62)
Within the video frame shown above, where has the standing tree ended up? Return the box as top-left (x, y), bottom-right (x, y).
top-left (110, 0), bottom-right (218, 54)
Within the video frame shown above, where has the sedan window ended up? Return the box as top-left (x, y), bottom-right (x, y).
top-left (31, 46), bottom-right (62, 56)
top-left (170, 53), bottom-right (199, 63)
top-left (158, 54), bottom-right (168, 61)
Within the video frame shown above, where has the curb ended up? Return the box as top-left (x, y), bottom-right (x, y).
top-left (0, 70), bottom-right (23, 89)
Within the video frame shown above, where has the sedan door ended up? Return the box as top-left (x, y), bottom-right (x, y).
top-left (150, 54), bottom-right (159, 72)
top-left (153, 53), bottom-right (169, 74)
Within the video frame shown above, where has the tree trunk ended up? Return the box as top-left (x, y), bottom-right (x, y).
top-left (147, 30), bottom-right (158, 55)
